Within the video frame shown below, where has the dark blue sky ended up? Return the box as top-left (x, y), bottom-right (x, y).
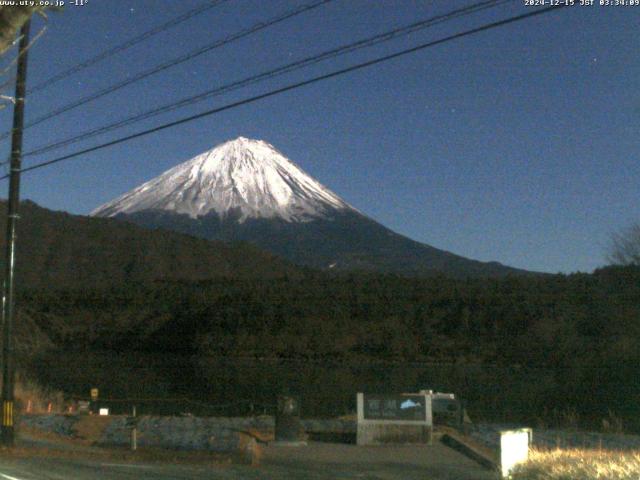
top-left (0, 0), bottom-right (637, 274)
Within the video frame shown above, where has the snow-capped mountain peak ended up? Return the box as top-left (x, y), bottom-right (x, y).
top-left (91, 137), bottom-right (353, 222)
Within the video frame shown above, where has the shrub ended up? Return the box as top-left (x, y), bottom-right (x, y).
top-left (510, 448), bottom-right (640, 480)
top-left (7, 375), bottom-right (65, 414)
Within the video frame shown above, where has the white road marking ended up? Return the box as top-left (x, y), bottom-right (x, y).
top-left (101, 463), bottom-right (153, 469)
top-left (1, 473), bottom-right (27, 480)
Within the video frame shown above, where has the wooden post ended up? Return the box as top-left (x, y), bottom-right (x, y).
top-left (130, 405), bottom-right (137, 451)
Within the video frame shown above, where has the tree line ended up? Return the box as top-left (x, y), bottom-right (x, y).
top-left (15, 265), bottom-right (640, 429)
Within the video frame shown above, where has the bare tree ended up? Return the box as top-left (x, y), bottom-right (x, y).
top-left (608, 223), bottom-right (640, 266)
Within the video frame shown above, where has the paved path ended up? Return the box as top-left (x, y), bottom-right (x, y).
top-left (263, 442), bottom-right (495, 479)
top-left (0, 441), bottom-right (494, 479)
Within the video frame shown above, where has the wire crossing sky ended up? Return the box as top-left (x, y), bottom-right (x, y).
top-left (7, 4), bottom-right (564, 179)
top-left (26, 0), bottom-right (231, 95)
top-left (22, 0), bottom-right (509, 159)
top-left (0, 0), bottom-right (332, 141)
top-left (0, 0), bottom-right (638, 274)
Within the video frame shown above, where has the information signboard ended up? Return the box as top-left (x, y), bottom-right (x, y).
top-left (356, 392), bottom-right (433, 445)
top-left (362, 394), bottom-right (427, 421)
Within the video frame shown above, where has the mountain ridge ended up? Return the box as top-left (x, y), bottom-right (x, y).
top-left (0, 199), bottom-right (297, 290)
top-left (92, 137), bottom-right (353, 223)
top-left (93, 136), bottom-right (538, 278)
top-left (118, 207), bottom-right (532, 277)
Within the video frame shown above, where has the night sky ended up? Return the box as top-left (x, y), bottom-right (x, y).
top-left (0, 0), bottom-right (637, 274)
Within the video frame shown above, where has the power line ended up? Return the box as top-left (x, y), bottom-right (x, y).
top-left (23, 0), bottom-right (511, 159)
top-left (11, 4), bottom-right (566, 177)
top-left (1, 4), bottom-right (568, 181)
top-left (0, 0), bottom-right (333, 143)
top-left (27, 0), bottom-right (230, 95)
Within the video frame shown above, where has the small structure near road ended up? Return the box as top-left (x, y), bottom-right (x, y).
top-left (420, 390), bottom-right (459, 424)
top-left (273, 395), bottom-right (306, 446)
top-left (356, 393), bottom-right (433, 445)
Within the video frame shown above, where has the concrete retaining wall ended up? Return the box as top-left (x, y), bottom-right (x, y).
top-left (99, 415), bottom-right (273, 450)
top-left (20, 414), bottom-right (357, 449)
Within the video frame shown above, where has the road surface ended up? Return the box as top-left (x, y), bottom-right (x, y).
top-left (0, 441), bottom-right (495, 479)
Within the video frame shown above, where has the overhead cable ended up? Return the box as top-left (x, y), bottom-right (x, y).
top-left (27, 0), bottom-right (231, 95)
top-left (0, 0), bottom-right (334, 142)
top-left (24, 0), bottom-right (511, 159)
top-left (1, 4), bottom-right (568, 181)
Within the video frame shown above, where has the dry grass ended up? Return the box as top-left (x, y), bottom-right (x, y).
top-left (510, 448), bottom-right (640, 480)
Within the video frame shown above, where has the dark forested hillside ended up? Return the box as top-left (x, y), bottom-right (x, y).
top-left (4, 200), bottom-right (640, 429)
top-left (0, 200), bottom-right (297, 289)
top-left (22, 267), bottom-right (640, 368)
top-left (19, 266), bottom-right (640, 429)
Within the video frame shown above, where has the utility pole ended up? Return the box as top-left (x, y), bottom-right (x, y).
top-left (1, 19), bottom-right (31, 447)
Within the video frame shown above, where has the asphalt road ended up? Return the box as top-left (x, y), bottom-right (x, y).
top-left (0, 442), bottom-right (496, 480)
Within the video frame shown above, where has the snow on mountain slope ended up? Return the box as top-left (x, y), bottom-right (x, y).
top-left (91, 137), bottom-right (354, 222)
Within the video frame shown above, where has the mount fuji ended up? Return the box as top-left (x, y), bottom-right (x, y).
top-left (92, 137), bottom-right (529, 277)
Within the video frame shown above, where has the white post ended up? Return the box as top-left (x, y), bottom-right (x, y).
top-left (131, 405), bottom-right (137, 451)
top-left (500, 428), bottom-right (531, 477)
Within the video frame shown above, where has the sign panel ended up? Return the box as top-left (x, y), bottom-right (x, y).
top-left (500, 428), bottom-right (531, 477)
top-left (90, 388), bottom-right (99, 401)
top-left (357, 392), bottom-right (433, 445)
top-left (362, 394), bottom-right (427, 422)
